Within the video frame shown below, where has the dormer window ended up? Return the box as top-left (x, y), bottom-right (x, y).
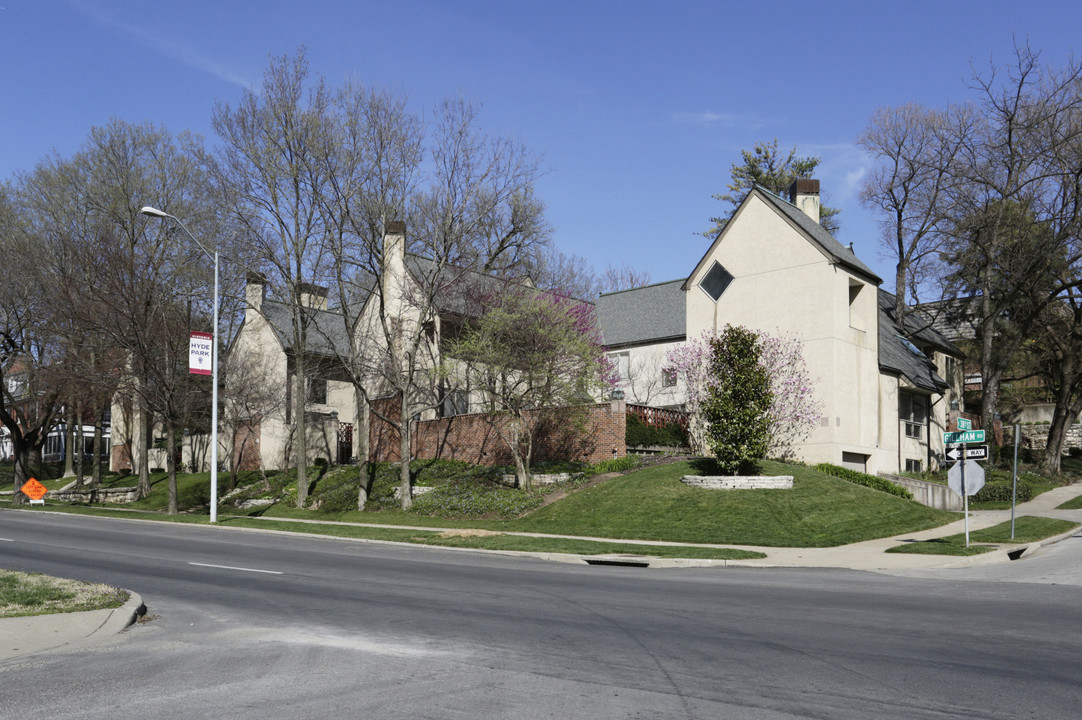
top-left (700, 261), bottom-right (733, 302)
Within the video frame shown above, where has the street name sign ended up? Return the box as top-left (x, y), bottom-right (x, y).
top-left (956, 417), bottom-right (972, 431)
top-left (943, 430), bottom-right (985, 445)
top-left (948, 460), bottom-right (986, 497)
top-left (945, 444), bottom-right (989, 462)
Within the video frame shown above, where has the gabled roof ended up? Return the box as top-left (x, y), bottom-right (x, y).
top-left (877, 289), bottom-right (950, 392)
top-left (755, 188), bottom-right (881, 283)
top-left (262, 300), bottom-right (353, 359)
top-left (596, 279), bottom-right (687, 348)
top-left (879, 291), bottom-right (963, 356)
top-left (682, 185), bottom-right (882, 291)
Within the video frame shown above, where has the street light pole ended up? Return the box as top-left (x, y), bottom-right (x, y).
top-left (140, 206), bottom-right (220, 523)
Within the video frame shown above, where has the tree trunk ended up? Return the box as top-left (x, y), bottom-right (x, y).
top-left (166, 420), bottom-right (178, 515)
top-left (508, 416), bottom-right (531, 491)
top-left (356, 387), bottom-right (370, 511)
top-left (12, 444), bottom-right (31, 506)
top-left (1042, 381), bottom-right (1082, 475)
top-left (75, 415), bottom-right (86, 486)
top-left (91, 409), bottom-right (104, 489)
top-left (62, 403), bottom-right (76, 478)
top-left (294, 363), bottom-right (309, 509)
top-left (398, 390), bottom-right (412, 510)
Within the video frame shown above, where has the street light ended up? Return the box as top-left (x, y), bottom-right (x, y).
top-left (140, 206), bottom-right (220, 523)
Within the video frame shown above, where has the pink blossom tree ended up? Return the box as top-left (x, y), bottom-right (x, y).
top-left (666, 328), bottom-right (822, 459)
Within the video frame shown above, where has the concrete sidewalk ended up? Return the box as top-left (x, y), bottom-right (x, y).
top-left (2, 481), bottom-right (1080, 663)
top-left (0, 592), bottom-right (144, 663)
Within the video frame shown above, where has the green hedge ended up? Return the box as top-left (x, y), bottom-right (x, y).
top-left (814, 463), bottom-right (914, 500)
top-left (626, 413), bottom-right (689, 448)
top-left (974, 480), bottom-right (1033, 504)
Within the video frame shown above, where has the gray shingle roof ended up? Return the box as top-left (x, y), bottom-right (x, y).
top-left (262, 301), bottom-right (353, 358)
top-left (596, 279), bottom-right (687, 347)
top-left (877, 289), bottom-right (950, 392)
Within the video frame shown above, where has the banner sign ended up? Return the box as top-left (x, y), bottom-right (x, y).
top-left (189, 331), bottom-right (213, 376)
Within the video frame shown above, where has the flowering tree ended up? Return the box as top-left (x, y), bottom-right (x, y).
top-left (446, 285), bottom-right (614, 490)
top-left (666, 327), bottom-right (822, 460)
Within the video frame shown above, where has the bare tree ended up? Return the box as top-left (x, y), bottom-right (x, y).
top-left (942, 45), bottom-right (1082, 436)
top-left (599, 263), bottom-right (652, 294)
top-left (212, 49), bottom-right (337, 509)
top-left (859, 102), bottom-right (974, 320)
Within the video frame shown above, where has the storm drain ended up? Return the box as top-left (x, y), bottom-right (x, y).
top-left (584, 555), bottom-right (652, 567)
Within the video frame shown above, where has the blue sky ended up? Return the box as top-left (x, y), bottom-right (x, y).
top-left (1, 1), bottom-right (1078, 287)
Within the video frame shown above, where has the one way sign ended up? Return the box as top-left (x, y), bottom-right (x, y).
top-left (945, 444), bottom-right (989, 462)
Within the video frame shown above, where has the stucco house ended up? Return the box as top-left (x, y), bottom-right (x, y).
top-left (597, 180), bottom-right (962, 475)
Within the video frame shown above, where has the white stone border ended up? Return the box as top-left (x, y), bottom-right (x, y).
top-left (681, 475), bottom-right (793, 490)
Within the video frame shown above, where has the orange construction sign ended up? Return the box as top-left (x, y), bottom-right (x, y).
top-left (21, 477), bottom-right (48, 501)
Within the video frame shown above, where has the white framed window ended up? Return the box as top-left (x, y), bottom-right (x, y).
top-left (900, 392), bottom-right (928, 440)
top-left (662, 368), bottom-right (677, 387)
top-left (905, 458), bottom-right (922, 473)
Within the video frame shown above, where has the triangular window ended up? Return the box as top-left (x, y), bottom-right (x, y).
top-left (699, 261), bottom-right (733, 302)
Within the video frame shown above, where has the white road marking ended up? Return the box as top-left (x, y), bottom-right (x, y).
top-left (188, 562), bottom-right (283, 575)
top-left (0, 538), bottom-right (14, 542)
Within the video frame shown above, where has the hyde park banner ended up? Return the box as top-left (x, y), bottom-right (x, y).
top-left (189, 331), bottom-right (213, 376)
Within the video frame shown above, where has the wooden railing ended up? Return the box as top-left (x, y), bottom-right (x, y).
top-left (627, 403), bottom-right (688, 430)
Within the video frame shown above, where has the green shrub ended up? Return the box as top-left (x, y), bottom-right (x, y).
top-left (815, 463), bottom-right (914, 500)
top-left (974, 480), bottom-right (1033, 503)
top-left (585, 455), bottom-right (643, 476)
top-left (703, 326), bottom-right (773, 475)
top-left (626, 414), bottom-right (689, 448)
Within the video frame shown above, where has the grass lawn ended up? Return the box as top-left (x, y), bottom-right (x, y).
top-left (1058, 495), bottom-right (1082, 510)
top-left (11, 459), bottom-right (958, 549)
top-left (502, 460), bottom-right (957, 547)
top-left (886, 516), bottom-right (1079, 556)
top-left (0, 569), bottom-right (129, 618)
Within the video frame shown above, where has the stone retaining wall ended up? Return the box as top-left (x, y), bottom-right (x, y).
top-left (681, 475), bottom-right (794, 490)
top-left (48, 486), bottom-right (140, 504)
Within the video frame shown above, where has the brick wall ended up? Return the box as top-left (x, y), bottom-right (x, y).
top-left (369, 397), bottom-right (626, 466)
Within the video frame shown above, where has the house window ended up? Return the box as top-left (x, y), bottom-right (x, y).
top-left (662, 368), bottom-right (677, 387)
top-left (440, 389), bottom-right (469, 418)
top-left (848, 279), bottom-right (865, 330)
top-left (308, 377), bottom-right (327, 405)
top-left (610, 352), bottom-right (630, 381)
top-left (905, 458), bottom-right (922, 473)
top-left (900, 392), bottom-right (928, 440)
top-left (699, 261), bottom-right (733, 302)
top-left (944, 356), bottom-right (956, 384)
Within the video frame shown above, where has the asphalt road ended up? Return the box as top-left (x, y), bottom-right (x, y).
top-left (1, 510), bottom-right (1080, 719)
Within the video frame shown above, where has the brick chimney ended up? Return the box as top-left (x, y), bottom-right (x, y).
top-left (788, 178), bottom-right (821, 224)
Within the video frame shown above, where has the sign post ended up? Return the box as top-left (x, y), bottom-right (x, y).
top-left (947, 446), bottom-right (987, 548)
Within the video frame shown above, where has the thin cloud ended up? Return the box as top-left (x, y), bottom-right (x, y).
top-left (71, 0), bottom-right (252, 89)
top-left (671, 111), bottom-right (774, 130)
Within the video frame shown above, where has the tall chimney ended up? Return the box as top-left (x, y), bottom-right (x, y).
top-left (382, 220), bottom-right (407, 304)
top-left (298, 282), bottom-right (329, 310)
top-left (788, 178), bottom-right (821, 224)
top-left (245, 271), bottom-right (266, 321)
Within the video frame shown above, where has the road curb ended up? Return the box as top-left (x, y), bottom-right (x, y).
top-left (99, 591), bottom-right (146, 635)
